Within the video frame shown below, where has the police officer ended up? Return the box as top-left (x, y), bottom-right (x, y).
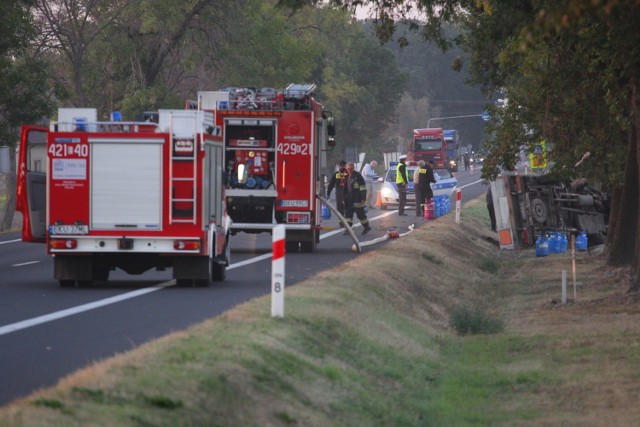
top-left (343, 162), bottom-right (372, 235)
top-left (327, 160), bottom-right (348, 226)
top-left (396, 157), bottom-right (409, 216)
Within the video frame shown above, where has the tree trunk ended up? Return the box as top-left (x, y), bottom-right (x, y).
top-left (607, 127), bottom-right (638, 267)
top-left (1, 148), bottom-right (17, 232)
top-left (143, 0), bottom-right (211, 86)
top-left (605, 185), bottom-right (621, 250)
top-left (613, 81), bottom-right (640, 292)
top-left (629, 82), bottom-right (640, 292)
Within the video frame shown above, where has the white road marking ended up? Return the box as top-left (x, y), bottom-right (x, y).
top-left (0, 282), bottom-right (174, 337)
top-left (0, 239), bottom-right (21, 245)
top-left (12, 261), bottom-right (40, 267)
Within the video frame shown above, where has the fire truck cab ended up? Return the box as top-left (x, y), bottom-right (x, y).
top-left (409, 128), bottom-right (446, 169)
top-left (17, 108), bottom-right (230, 287)
top-left (191, 84), bottom-right (335, 253)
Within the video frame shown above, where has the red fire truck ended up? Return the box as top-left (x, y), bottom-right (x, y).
top-left (17, 108), bottom-right (230, 287)
top-left (409, 128), bottom-right (446, 168)
top-left (189, 84), bottom-right (336, 253)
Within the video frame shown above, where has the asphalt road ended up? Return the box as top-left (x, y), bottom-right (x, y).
top-left (0, 167), bottom-right (486, 407)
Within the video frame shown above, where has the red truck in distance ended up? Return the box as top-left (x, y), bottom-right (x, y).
top-left (409, 128), bottom-right (446, 169)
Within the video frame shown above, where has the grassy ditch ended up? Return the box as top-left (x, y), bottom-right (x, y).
top-left (1, 199), bottom-right (639, 426)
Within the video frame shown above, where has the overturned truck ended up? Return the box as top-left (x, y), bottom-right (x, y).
top-left (492, 174), bottom-right (610, 249)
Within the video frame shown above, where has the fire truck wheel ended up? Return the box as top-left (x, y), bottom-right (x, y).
top-left (211, 261), bottom-right (226, 282)
top-left (59, 280), bottom-right (75, 288)
top-left (300, 230), bottom-right (318, 253)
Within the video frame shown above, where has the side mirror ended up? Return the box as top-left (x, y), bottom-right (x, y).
top-left (322, 110), bottom-right (336, 137)
top-left (0, 146), bottom-right (10, 174)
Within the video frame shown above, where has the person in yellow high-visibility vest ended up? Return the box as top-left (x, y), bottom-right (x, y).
top-left (396, 157), bottom-right (409, 216)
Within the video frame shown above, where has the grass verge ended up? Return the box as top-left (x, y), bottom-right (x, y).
top-left (1, 198), bottom-right (638, 426)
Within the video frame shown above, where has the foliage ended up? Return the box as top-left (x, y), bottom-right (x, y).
top-left (217, 1), bottom-right (322, 87)
top-left (449, 303), bottom-right (505, 335)
top-left (0, 1), bottom-right (59, 146)
top-left (308, 9), bottom-right (409, 163)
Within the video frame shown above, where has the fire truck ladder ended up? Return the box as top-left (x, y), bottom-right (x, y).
top-left (169, 114), bottom-right (198, 224)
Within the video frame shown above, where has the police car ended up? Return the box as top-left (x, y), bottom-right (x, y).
top-left (378, 161), bottom-right (458, 210)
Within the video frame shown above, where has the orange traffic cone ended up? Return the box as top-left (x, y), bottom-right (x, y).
top-left (375, 191), bottom-right (382, 207)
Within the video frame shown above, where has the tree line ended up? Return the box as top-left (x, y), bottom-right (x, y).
top-left (1, 0), bottom-right (486, 230)
top-left (293, 0), bottom-right (638, 288)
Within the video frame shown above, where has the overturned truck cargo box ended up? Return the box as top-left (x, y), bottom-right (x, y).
top-left (491, 174), bottom-right (610, 250)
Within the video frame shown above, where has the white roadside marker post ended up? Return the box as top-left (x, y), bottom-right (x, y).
top-left (271, 225), bottom-right (285, 318)
top-left (455, 188), bottom-right (462, 224)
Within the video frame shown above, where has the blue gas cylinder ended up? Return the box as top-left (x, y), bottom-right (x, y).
top-left (436, 196), bottom-right (443, 217)
top-left (548, 232), bottom-right (559, 254)
top-left (559, 232), bottom-right (568, 254)
top-left (321, 200), bottom-right (331, 220)
top-left (576, 231), bottom-right (588, 251)
top-left (536, 235), bottom-right (549, 257)
top-left (445, 197), bottom-right (451, 214)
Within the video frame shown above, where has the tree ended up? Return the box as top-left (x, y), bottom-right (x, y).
top-left (32, 0), bottom-right (129, 107)
top-left (0, 1), bottom-right (59, 231)
top-left (35, 0), bottom-right (245, 116)
top-left (300, 7), bottom-right (408, 163)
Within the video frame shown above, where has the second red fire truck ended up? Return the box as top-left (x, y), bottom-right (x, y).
top-left (189, 83), bottom-right (336, 253)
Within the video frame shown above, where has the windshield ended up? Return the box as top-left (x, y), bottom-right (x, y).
top-left (434, 169), bottom-right (452, 179)
top-left (414, 138), bottom-right (443, 151)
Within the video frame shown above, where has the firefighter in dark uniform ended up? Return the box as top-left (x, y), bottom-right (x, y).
top-left (396, 157), bottom-right (409, 216)
top-left (326, 160), bottom-right (348, 226)
top-left (416, 160), bottom-right (436, 216)
top-left (344, 162), bottom-right (372, 235)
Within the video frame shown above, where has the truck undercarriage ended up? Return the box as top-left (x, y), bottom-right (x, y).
top-left (502, 174), bottom-right (610, 248)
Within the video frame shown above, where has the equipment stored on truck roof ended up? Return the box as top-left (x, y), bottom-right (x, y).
top-left (188, 83), bottom-right (336, 253)
top-left (17, 108), bottom-right (230, 287)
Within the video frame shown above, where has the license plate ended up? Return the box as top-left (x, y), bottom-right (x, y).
top-left (279, 200), bottom-right (309, 207)
top-left (49, 224), bottom-right (89, 235)
top-left (407, 194), bottom-right (415, 200)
